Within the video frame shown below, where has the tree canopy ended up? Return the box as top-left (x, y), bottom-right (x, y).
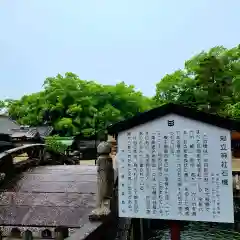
top-left (2, 44), bottom-right (240, 136)
top-left (154, 45), bottom-right (240, 117)
top-left (5, 73), bottom-right (154, 136)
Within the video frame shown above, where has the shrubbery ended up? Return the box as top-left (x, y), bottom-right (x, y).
top-left (45, 135), bottom-right (69, 154)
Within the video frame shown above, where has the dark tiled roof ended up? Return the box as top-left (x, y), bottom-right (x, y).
top-left (36, 126), bottom-right (53, 137)
top-left (11, 128), bottom-right (38, 139)
top-left (11, 126), bottom-right (53, 139)
top-left (0, 115), bottom-right (20, 135)
top-left (108, 103), bottom-right (240, 135)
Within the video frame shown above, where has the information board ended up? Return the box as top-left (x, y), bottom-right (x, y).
top-left (117, 113), bottom-right (234, 223)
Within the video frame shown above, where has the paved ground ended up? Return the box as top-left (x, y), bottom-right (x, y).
top-left (0, 165), bottom-right (97, 228)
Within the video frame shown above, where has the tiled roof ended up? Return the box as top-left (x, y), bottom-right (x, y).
top-left (36, 126), bottom-right (53, 137)
top-left (11, 128), bottom-right (38, 139)
top-left (108, 103), bottom-right (240, 134)
top-left (0, 115), bottom-right (20, 135)
top-left (11, 126), bottom-right (53, 139)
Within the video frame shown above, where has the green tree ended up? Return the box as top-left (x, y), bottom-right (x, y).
top-left (6, 73), bottom-right (153, 136)
top-left (45, 135), bottom-right (69, 154)
top-left (0, 100), bottom-right (5, 112)
top-left (154, 45), bottom-right (240, 115)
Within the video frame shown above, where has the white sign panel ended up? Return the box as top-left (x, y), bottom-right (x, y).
top-left (117, 113), bottom-right (234, 223)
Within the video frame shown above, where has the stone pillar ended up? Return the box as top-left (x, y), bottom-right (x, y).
top-left (89, 141), bottom-right (114, 221)
top-left (108, 135), bottom-right (117, 181)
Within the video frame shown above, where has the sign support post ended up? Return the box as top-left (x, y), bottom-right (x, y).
top-left (140, 219), bottom-right (144, 240)
top-left (170, 221), bottom-right (181, 240)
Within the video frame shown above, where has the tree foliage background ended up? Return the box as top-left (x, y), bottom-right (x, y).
top-left (45, 135), bottom-right (69, 154)
top-left (3, 73), bottom-right (154, 136)
top-left (154, 45), bottom-right (240, 116)
top-left (2, 44), bottom-right (240, 136)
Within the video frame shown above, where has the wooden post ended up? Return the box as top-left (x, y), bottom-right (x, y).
top-left (132, 218), bottom-right (149, 240)
top-left (140, 219), bottom-right (144, 240)
top-left (132, 218), bottom-right (140, 240)
top-left (170, 221), bottom-right (181, 240)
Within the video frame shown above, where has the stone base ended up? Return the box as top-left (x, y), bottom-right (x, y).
top-left (89, 202), bottom-right (111, 222)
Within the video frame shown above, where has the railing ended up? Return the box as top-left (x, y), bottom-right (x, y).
top-left (0, 144), bottom-right (76, 183)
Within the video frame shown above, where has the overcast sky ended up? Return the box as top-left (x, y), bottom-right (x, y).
top-left (0, 0), bottom-right (239, 99)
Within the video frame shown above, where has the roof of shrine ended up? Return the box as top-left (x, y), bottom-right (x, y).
top-left (108, 103), bottom-right (240, 134)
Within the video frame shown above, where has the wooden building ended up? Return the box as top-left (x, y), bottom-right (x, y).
top-left (11, 128), bottom-right (42, 146)
top-left (71, 131), bottom-right (107, 160)
top-left (11, 126), bottom-right (53, 146)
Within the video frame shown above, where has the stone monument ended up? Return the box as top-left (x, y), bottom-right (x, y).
top-left (89, 140), bottom-right (114, 221)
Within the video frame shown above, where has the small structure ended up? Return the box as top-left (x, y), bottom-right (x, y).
top-left (11, 126), bottom-right (42, 145)
top-left (72, 134), bottom-right (98, 160)
top-left (72, 131), bottom-right (107, 160)
top-left (11, 125), bottom-right (53, 146)
top-left (108, 103), bottom-right (238, 238)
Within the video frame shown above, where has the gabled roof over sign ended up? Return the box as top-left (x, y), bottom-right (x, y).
top-left (107, 103), bottom-right (240, 135)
